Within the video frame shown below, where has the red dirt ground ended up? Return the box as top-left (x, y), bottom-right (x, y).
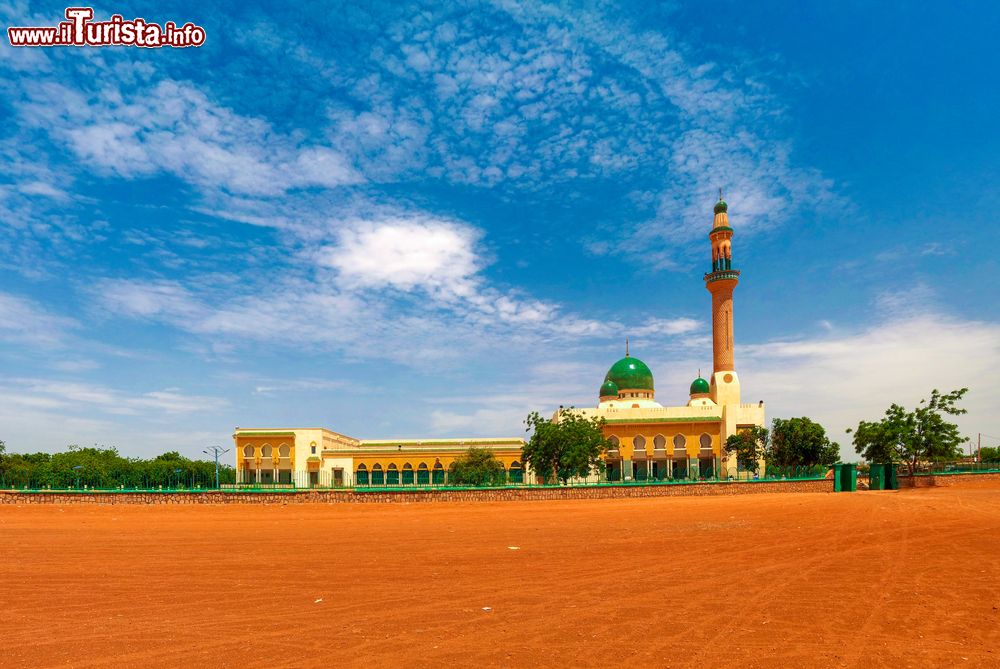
top-left (1, 482), bottom-right (999, 668)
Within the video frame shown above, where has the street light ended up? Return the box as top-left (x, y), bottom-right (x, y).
top-left (203, 446), bottom-right (230, 489)
top-left (72, 465), bottom-right (83, 490)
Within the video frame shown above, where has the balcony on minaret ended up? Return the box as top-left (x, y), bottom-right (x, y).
top-left (706, 194), bottom-right (738, 283)
top-left (705, 268), bottom-right (740, 283)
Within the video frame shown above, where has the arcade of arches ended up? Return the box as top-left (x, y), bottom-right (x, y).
top-left (232, 430), bottom-right (526, 487)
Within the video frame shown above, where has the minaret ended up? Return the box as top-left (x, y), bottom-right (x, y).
top-left (704, 192), bottom-right (741, 407)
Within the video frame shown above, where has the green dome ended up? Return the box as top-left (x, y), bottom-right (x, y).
top-left (690, 377), bottom-right (710, 395)
top-left (714, 199), bottom-right (728, 214)
top-left (599, 379), bottom-right (619, 398)
top-left (605, 356), bottom-right (654, 391)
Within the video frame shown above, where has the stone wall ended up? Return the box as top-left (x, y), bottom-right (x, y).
top-left (0, 478), bottom-right (831, 505)
top-left (897, 472), bottom-right (1000, 488)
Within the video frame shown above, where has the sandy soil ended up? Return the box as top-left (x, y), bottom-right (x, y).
top-left (1, 482), bottom-right (999, 668)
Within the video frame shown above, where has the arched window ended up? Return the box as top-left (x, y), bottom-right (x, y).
top-left (633, 435), bottom-right (646, 450)
top-left (432, 461), bottom-right (445, 485)
top-left (278, 444), bottom-right (290, 458)
top-left (261, 444), bottom-right (272, 458)
top-left (700, 433), bottom-right (713, 450)
top-left (371, 463), bottom-right (385, 485)
top-left (673, 434), bottom-right (687, 453)
top-left (417, 462), bottom-right (430, 485)
top-left (356, 463), bottom-right (369, 486)
top-left (402, 463), bottom-right (414, 485)
top-left (509, 460), bottom-right (523, 484)
top-left (243, 445), bottom-right (253, 457)
top-left (608, 435), bottom-right (620, 448)
top-left (653, 435), bottom-right (666, 450)
top-left (387, 463), bottom-right (399, 485)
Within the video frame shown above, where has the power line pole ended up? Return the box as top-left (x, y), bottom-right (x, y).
top-left (978, 433), bottom-right (982, 463)
top-left (203, 446), bottom-right (230, 489)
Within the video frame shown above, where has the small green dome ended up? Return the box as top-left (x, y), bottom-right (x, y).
top-left (605, 356), bottom-right (654, 391)
top-left (690, 377), bottom-right (710, 395)
top-left (599, 379), bottom-right (619, 398)
top-left (714, 199), bottom-right (728, 214)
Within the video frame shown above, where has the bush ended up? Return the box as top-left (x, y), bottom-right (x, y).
top-left (447, 447), bottom-right (507, 486)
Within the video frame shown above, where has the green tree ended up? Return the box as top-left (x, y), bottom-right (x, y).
top-left (769, 417), bottom-right (840, 467)
top-left (849, 388), bottom-right (968, 475)
top-left (0, 444), bottom-right (236, 489)
top-left (523, 408), bottom-right (610, 484)
top-left (447, 447), bottom-right (507, 486)
top-left (725, 425), bottom-right (769, 472)
top-left (980, 446), bottom-right (1000, 463)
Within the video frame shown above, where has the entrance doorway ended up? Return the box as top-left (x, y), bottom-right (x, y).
top-left (698, 458), bottom-right (714, 479)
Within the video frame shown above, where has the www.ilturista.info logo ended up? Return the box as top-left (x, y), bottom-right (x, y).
top-left (8, 8), bottom-right (206, 48)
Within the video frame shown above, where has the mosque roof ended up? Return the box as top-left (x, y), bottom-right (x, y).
top-left (599, 378), bottom-right (620, 398)
top-left (605, 356), bottom-right (654, 391)
top-left (690, 376), bottom-right (710, 395)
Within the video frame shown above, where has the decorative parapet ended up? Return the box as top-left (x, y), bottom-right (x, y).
top-left (604, 416), bottom-right (722, 424)
top-left (704, 269), bottom-right (740, 283)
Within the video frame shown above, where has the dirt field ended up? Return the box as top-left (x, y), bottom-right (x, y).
top-left (1, 481), bottom-right (998, 668)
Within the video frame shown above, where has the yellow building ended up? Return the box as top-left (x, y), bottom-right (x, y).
top-left (233, 196), bottom-right (763, 486)
top-left (556, 195), bottom-right (765, 480)
top-left (231, 427), bottom-right (525, 487)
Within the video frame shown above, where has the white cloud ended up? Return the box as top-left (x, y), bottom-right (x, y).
top-left (430, 407), bottom-right (528, 436)
top-left (19, 80), bottom-right (363, 197)
top-left (3, 379), bottom-right (228, 416)
top-left (95, 280), bottom-right (204, 319)
top-left (0, 292), bottom-right (76, 348)
top-left (319, 217), bottom-right (481, 293)
top-left (630, 317), bottom-right (701, 337)
top-left (0, 377), bottom-right (231, 455)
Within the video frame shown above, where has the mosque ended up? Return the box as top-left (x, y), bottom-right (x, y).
top-left (555, 194), bottom-right (765, 480)
top-left (232, 196), bottom-right (764, 485)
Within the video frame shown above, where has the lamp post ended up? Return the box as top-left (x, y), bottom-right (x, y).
top-left (72, 465), bottom-right (83, 490)
top-left (203, 446), bottom-right (230, 489)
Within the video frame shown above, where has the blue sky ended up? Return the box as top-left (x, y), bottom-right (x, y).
top-left (1, 0), bottom-right (998, 459)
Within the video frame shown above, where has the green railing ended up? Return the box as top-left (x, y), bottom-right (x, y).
top-left (1, 464), bottom-right (835, 493)
top-left (0, 470), bottom-right (236, 492)
top-left (910, 461), bottom-right (1000, 476)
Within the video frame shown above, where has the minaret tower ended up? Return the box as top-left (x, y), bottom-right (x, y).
top-left (704, 191), bottom-right (741, 407)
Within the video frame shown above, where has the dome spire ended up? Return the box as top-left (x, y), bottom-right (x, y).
top-left (714, 188), bottom-right (728, 215)
top-left (625, 337), bottom-right (629, 357)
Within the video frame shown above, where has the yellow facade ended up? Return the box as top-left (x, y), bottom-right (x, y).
top-left (232, 428), bottom-right (525, 486)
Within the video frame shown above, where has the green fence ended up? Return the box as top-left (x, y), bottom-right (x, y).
top-left (911, 461), bottom-right (1000, 475)
top-left (0, 469), bottom-right (236, 491)
top-left (0, 464), bottom-right (829, 492)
